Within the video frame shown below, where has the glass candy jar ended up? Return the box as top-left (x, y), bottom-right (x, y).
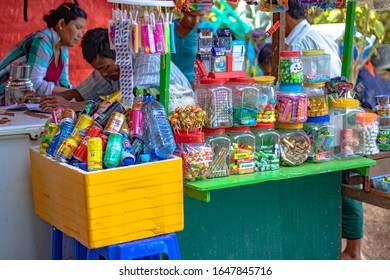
top-left (356, 113), bottom-right (380, 156)
top-left (203, 128), bottom-right (231, 178)
top-left (301, 49), bottom-right (331, 83)
top-left (229, 77), bottom-right (259, 126)
top-left (254, 76), bottom-right (277, 124)
top-left (278, 51), bottom-right (303, 84)
top-left (329, 98), bottom-right (364, 159)
top-left (174, 130), bottom-right (212, 181)
top-left (277, 122), bottom-right (311, 166)
top-left (303, 115), bottom-right (335, 162)
top-left (195, 79), bottom-right (233, 128)
top-left (226, 126), bottom-right (255, 175)
top-left (276, 84), bottom-right (308, 124)
top-left (251, 123), bottom-right (280, 172)
top-left (303, 82), bottom-right (328, 117)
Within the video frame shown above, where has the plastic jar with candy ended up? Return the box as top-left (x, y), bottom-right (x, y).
top-left (303, 115), bottom-right (335, 162)
top-left (225, 126), bottom-right (255, 175)
top-left (195, 79), bottom-right (233, 128)
top-left (278, 51), bottom-right (303, 85)
top-left (254, 76), bottom-right (277, 124)
top-left (251, 122), bottom-right (280, 172)
top-left (329, 98), bottom-right (364, 159)
top-left (356, 113), bottom-right (380, 156)
top-left (174, 130), bottom-right (212, 181)
top-left (276, 84), bottom-right (308, 124)
top-left (301, 49), bottom-right (331, 83)
top-left (229, 77), bottom-right (259, 126)
top-left (277, 122), bottom-right (311, 166)
top-left (202, 127), bottom-right (231, 178)
top-left (303, 82), bottom-right (328, 117)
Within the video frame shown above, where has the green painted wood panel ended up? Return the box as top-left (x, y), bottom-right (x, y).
top-left (178, 171), bottom-right (342, 260)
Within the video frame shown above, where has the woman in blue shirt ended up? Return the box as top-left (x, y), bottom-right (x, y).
top-left (0, 1), bottom-right (87, 105)
top-left (171, 5), bottom-right (217, 88)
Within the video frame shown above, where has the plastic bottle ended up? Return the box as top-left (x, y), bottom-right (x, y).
top-left (129, 88), bottom-right (144, 139)
top-left (144, 101), bottom-right (176, 158)
top-left (120, 133), bottom-right (135, 166)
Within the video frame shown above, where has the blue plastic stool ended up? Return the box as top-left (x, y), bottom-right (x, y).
top-left (85, 233), bottom-right (181, 260)
top-left (51, 227), bottom-right (88, 260)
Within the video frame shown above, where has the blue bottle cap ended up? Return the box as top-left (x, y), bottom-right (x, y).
top-left (123, 157), bottom-right (135, 166)
top-left (306, 115), bottom-right (330, 123)
top-left (279, 83), bottom-right (303, 93)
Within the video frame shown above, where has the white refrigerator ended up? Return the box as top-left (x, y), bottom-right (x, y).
top-left (0, 110), bottom-right (52, 259)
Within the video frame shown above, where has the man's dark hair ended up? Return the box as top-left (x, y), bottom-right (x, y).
top-left (258, 43), bottom-right (272, 67)
top-left (81, 28), bottom-right (116, 64)
top-left (287, 0), bottom-right (306, 20)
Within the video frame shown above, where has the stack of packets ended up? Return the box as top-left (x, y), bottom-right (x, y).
top-left (230, 142), bottom-right (255, 175)
top-left (196, 27), bottom-right (245, 74)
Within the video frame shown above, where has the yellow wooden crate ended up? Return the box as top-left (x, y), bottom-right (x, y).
top-left (29, 146), bottom-right (184, 249)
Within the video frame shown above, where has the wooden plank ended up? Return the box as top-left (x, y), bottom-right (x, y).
top-left (271, 12), bottom-right (285, 79)
top-left (342, 184), bottom-right (390, 210)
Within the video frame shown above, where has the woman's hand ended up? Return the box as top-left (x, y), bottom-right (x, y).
top-left (40, 95), bottom-right (72, 111)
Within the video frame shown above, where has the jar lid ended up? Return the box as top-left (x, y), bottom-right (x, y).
top-left (10, 62), bottom-right (31, 79)
top-left (356, 112), bottom-right (378, 123)
top-left (280, 51), bottom-right (301, 57)
top-left (303, 49), bottom-right (325, 56)
top-left (229, 77), bottom-right (255, 84)
top-left (253, 76), bottom-right (276, 84)
top-left (277, 122), bottom-right (304, 129)
top-left (226, 126), bottom-right (250, 132)
top-left (202, 127), bottom-right (226, 134)
top-left (174, 131), bottom-right (205, 144)
top-left (331, 98), bottom-right (360, 109)
top-left (279, 83), bottom-right (304, 93)
top-left (253, 122), bottom-right (275, 129)
top-left (200, 78), bottom-right (227, 85)
top-left (306, 115), bottom-right (330, 123)
top-left (303, 82), bottom-right (325, 88)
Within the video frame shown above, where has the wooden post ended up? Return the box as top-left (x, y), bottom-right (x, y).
top-left (271, 12), bottom-right (285, 81)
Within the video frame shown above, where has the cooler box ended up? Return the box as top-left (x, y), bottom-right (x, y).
top-left (29, 146), bottom-right (184, 249)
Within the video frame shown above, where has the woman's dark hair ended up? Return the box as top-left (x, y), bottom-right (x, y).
top-left (258, 43), bottom-right (272, 67)
top-left (287, 0), bottom-right (306, 20)
top-left (82, 28), bottom-right (116, 64)
top-left (43, 1), bottom-right (87, 28)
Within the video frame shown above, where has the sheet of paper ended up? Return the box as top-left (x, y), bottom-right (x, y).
top-left (0, 103), bottom-right (46, 112)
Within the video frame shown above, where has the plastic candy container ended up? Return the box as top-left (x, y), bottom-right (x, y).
top-left (303, 116), bottom-right (334, 162)
top-left (278, 51), bottom-right (303, 84)
top-left (276, 84), bottom-right (307, 123)
top-left (303, 82), bottom-right (328, 117)
top-left (254, 76), bottom-right (277, 123)
top-left (226, 126), bottom-right (255, 175)
top-left (229, 77), bottom-right (259, 126)
top-left (278, 123), bottom-right (311, 166)
top-left (251, 123), bottom-right (280, 172)
top-left (203, 128), bottom-right (231, 178)
top-left (301, 49), bottom-right (331, 83)
top-left (259, 0), bottom-right (288, 12)
top-left (356, 113), bottom-right (379, 156)
top-left (329, 98), bottom-right (364, 159)
top-left (195, 79), bottom-right (233, 128)
top-left (174, 131), bottom-right (212, 181)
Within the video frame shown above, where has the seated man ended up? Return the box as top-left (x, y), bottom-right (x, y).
top-left (37, 28), bottom-right (192, 111)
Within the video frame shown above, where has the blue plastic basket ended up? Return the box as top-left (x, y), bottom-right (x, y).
top-left (371, 174), bottom-right (390, 192)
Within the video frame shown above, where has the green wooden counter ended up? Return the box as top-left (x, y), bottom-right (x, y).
top-left (177, 157), bottom-right (376, 260)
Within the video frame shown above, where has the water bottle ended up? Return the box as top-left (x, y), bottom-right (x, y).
top-left (144, 101), bottom-right (176, 158)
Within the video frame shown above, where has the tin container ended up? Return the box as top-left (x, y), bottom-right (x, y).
top-left (104, 133), bottom-right (123, 168)
top-left (100, 134), bottom-right (109, 153)
top-left (52, 108), bottom-right (65, 125)
top-left (39, 122), bottom-right (59, 155)
top-left (4, 62), bottom-right (34, 105)
top-left (103, 112), bottom-right (126, 135)
top-left (45, 122), bottom-right (75, 157)
top-left (59, 109), bottom-right (76, 125)
top-left (55, 137), bottom-right (79, 163)
top-left (72, 125), bottom-right (103, 163)
top-left (71, 114), bottom-right (95, 144)
top-left (87, 137), bottom-right (103, 171)
top-left (94, 101), bottom-right (126, 128)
